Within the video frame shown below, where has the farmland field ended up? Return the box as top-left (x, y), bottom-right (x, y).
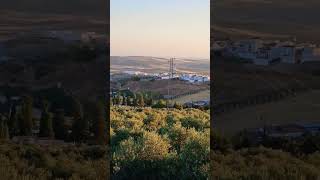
top-left (111, 56), bottom-right (209, 75)
top-left (173, 90), bottom-right (210, 104)
top-left (122, 79), bottom-right (209, 97)
top-left (215, 90), bottom-right (320, 136)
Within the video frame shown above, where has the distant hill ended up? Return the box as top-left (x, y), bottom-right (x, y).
top-left (212, 0), bottom-right (320, 42)
top-left (0, 0), bottom-right (108, 17)
top-left (111, 56), bottom-right (210, 75)
top-left (0, 10), bottom-right (108, 40)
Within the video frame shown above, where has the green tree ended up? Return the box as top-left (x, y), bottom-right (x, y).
top-left (180, 130), bottom-right (209, 179)
top-left (212, 131), bottom-right (232, 153)
top-left (152, 99), bottom-right (166, 108)
top-left (133, 97), bottom-right (138, 107)
top-left (39, 100), bottom-right (54, 138)
top-left (126, 97), bottom-right (131, 106)
top-left (71, 99), bottom-right (89, 142)
top-left (72, 117), bottom-right (90, 143)
top-left (138, 131), bottom-right (170, 160)
top-left (115, 95), bottom-right (122, 106)
top-left (132, 93), bottom-right (138, 107)
top-left (173, 102), bottom-right (183, 110)
top-left (8, 105), bottom-right (19, 136)
top-left (137, 93), bottom-right (145, 107)
top-left (92, 102), bottom-right (106, 144)
top-left (19, 96), bottom-right (33, 136)
top-left (53, 109), bottom-right (66, 140)
top-left (0, 119), bottom-right (9, 139)
top-left (70, 96), bottom-right (83, 121)
top-left (122, 97), bottom-right (127, 106)
top-left (112, 97), bottom-right (117, 106)
top-left (145, 97), bottom-right (154, 106)
top-left (110, 97), bottom-right (113, 106)
top-left (149, 98), bottom-right (154, 106)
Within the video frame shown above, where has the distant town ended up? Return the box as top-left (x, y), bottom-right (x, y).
top-left (213, 38), bottom-right (320, 65)
top-left (110, 58), bottom-right (210, 109)
top-left (111, 70), bottom-right (210, 84)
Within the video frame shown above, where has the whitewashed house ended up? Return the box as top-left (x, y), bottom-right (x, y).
top-left (239, 39), bottom-right (263, 53)
top-left (279, 46), bottom-right (296, 64)
top-left (301, 47), bottom-right (320, 63)
top-left (253, 47), bottom-right (273, 66)
top-left (223, 38), bottom-right (263, 61)
top-left (179, 74), bottom-right (209, 83)
top-left (161, 76), bottom-right (170, 80)
top-left (269, 46), bottom-right (283, 60)
top-left (81, 32), bottom-right (97, 42)
top-left (203, 76), bottom-right (210, 82)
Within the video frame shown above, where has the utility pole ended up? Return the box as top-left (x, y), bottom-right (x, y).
top-left (167, 58), bottom-right (175, 109)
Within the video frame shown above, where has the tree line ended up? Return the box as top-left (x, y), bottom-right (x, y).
top-left (110, 91), bottom-right (185, 109)
top-left (213, 86), bottom-right (308, 115)
top-left (0, 95), bottom-right (106, 145)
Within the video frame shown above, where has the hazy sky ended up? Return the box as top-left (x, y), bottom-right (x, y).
top-left (111, 0), bottom-right (210, 59)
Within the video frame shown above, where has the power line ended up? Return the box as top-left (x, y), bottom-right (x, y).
top-left (167, 58), bottom-right (175, 109)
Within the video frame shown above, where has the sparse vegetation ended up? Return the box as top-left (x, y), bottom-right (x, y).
top-left (212, 131), bottom-right (320, 180)
top-left (0, 140), bottom-right (108, 180)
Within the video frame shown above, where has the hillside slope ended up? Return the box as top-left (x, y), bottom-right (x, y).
top-left (212, 0), bottom-right (320, 42)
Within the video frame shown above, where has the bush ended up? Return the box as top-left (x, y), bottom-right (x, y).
top-left (111, 107), bottom-right (210, 179)
top-left (0, 141), bottom-right (108, 180)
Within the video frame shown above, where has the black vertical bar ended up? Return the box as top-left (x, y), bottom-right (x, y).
top-left (106, 0), bottom-right (111, 179)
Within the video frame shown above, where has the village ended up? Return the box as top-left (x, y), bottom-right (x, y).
top-left (110, 58), bottom-right (210, 109)
top-left (112, 70), bottom-right (210, 84)
top-left (213, 37), bottom-right (320, 65)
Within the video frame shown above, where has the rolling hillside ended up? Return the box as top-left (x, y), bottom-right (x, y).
top-left (111, 56), bottom-right (209, 74)
top-left (212, 0), bottom-right (320, 42)
top-left (215, 90), bottom-right (320, 136)
top-left (0, 0), bottom-right (108, 16)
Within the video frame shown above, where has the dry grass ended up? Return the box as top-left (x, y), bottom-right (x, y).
top-left (212, 0), bottom-right (320, 43)
top-left (215, 90), bottom-right (320, 136)
top-left (173, 90), bottom-right (210, 104)
top-left (0, 141), bottom-right (108, 180)
top-left (123, 79), bottom-right (209, 97)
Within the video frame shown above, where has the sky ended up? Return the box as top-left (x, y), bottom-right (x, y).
top-left (111, 0), bottom-right (210, 59)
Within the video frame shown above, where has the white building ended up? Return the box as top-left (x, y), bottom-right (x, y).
top-left (220, 38), bottom-right (320, 65)
top-left (180, 74), bottom-right (210, 83)
top-left (238, 38), bottom-right (263, 53)
top-left (81, 32), bottom-right (97, 42)
top-left (301, 47), bottom-right (320, 63)
top-left (253, 47), bottom-right (273, 65)
top-left (161, 76), bottom-right (170, 80)
top-left (279, 46), bottom-right (296, 64)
